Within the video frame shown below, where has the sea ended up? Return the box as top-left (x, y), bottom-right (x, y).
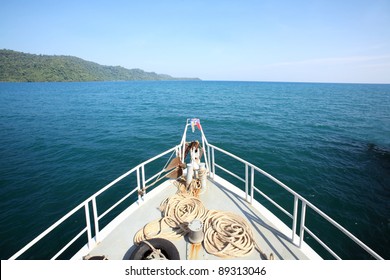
top-left (0, 81), bottom-right (389, 260)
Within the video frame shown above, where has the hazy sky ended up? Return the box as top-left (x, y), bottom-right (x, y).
top-left (1, 0), bottom-right (390, 83)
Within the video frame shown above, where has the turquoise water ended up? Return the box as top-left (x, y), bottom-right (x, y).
top-left (0, 81), bottom-right (389, 259)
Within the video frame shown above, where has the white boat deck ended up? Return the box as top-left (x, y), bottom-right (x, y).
top-left (87, 175), bottom-right (321, 260)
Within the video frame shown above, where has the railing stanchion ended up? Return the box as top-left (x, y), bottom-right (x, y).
top-left (211, 147), bottom-right (215, 178)
top-left (141, 164), bottom-right (146, 197)
top-left (84, 202), bottom-right (92, 249)
top-left (137, 167), bottom-right (141, 204)
top-left (250, 166), bottom-right (254, 204)
top-left (207, 144), bottom-right (211, 177)
top-left (92, 197), bottom-right (99, 243)
top-left (299, 201), bottom-right (307, 248)
top-left (292, 196), bottom-right (298, 243)
top-left (245, 164), bottom-right (249, 202)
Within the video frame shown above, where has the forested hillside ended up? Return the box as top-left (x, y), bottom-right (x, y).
top-left (0, 49), bottom-right (200, 82)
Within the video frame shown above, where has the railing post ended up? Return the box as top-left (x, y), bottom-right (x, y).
top-left (84, 202), bottom-right (92, 249)
top-left (245, 164), bottom-right (249, 202)
top-left (141, 164), bottom-right (146, 194)
top-left (211, 147), bottom-right (215, 178)
top-left (92, 197), bottom-right (99, 243)
top-left (250, 166), bottom-right (254, 204)
top-left (207, 143), bottom-right (211, 177)
top-left (176, 145), bottom-right (180, 160)
top-left (201, 136), bottom-right (209, 173)
top-left (299, 201), bottom-right (307, 248)
top-left (137, 166), bottom-right (141, 204)
top-left (292, 195), bottom-right (298, 243)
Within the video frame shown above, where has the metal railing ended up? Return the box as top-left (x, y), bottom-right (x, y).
top-left (9, 145), bottom-right (180, 260)
top-left (9, 127), bottom-right (383, 260)
top-left (204, 141), bottom-right (383, 260)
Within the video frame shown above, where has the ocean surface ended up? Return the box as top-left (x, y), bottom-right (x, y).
top-left (0, 81), bottom-right (389, 259)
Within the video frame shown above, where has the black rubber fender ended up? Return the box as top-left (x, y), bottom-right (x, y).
top-left (130, 238), bottom-right (180, 260)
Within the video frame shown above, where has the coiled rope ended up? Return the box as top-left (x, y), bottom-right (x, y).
top-left (134, 181), bottom-right (272, 259)
top-left (203, 210), bottom-right (255, 258)
top-left (134, 193), bottom-right (207, 244)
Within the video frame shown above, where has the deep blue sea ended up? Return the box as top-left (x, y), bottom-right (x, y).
top-left (0, 81), bottom-right (389, 259)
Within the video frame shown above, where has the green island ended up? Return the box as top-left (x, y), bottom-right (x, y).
top-left (0, 49), bottom-right (200, 82)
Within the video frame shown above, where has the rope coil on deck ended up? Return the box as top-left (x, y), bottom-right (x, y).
top-left (162, 193), bottom-right (208, 227)
top-left (203, 210), bottom-right (255, 258)
top-left (134, 180), bottom-right (273, 259)
top-left (134, 193), bottom-right (207, 244)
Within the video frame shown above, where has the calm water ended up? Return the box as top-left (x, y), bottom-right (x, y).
top-left (0, 81), bottom-right (389, 259)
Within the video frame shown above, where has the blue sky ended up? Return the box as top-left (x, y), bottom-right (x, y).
top-left (1, 0), bottom-right (390, 83)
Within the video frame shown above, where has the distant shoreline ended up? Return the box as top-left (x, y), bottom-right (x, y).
top-left (1, 79), bottom-right (390, 86)
top-left (0, 49), bottom-right (201, 82)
